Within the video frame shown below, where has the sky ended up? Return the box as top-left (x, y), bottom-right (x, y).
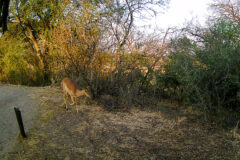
top-left (137, 0), bottom-right (211, 32)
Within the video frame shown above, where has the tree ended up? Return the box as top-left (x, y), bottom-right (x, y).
top-left (8, 0), bottom-right (70, 83)
top-left (210, 0), bottom-right (240, 24)
top-left (85, 0), bottom-right (169, 65)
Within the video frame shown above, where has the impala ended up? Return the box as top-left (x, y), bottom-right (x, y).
top-left (61, 77), bottom-right (90, 112)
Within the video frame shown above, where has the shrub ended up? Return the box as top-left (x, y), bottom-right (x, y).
top-left (161, 20), bottom-right (240, 115)
top-left (0, 33), bottom-right (46, 85)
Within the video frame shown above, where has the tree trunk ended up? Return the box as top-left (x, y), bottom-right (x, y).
top-left (0, 0), bottom-right (4, 27)
top-left (25, 24), bottom-right (44, 69)
top-left (0, 0), bottom-right (10, 33)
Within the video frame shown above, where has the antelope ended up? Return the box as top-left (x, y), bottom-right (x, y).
top-left (61, 77), bottom-right (91, 112)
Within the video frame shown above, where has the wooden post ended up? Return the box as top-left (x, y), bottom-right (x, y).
top-left (14, 107), bottom-right (27, 138)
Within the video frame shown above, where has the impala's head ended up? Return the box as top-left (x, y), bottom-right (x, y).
top-left (76, 89), bottom-right (91, 98)
top-left (83, 89), bottom-right (91, 98)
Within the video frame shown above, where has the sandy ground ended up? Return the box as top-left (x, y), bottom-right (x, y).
top-left (0, 85), bottom-right (39, 159)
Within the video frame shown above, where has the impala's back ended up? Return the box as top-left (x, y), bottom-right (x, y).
top-left (62, 78), bottom-right (78, 96)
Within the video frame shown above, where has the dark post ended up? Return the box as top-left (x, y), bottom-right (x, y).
top-left (14, 107), bottom-right (27, 138)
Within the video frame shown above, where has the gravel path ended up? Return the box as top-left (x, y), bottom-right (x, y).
top-left (0, 85), bottom-right (39, 159)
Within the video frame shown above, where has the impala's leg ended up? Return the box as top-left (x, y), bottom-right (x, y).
top-left (63, 90), bottom-right (68, 109)
top-left (70, 96), bottom-right (75, 105)
top-left (75, 97), bottom-right (78, 113)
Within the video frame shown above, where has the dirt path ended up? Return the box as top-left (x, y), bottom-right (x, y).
top-left (0, 85), bottom-right (39, 159)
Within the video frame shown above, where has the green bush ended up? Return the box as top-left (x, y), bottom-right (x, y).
top-left (161, 20), bottom-right (240, 115)
top-left (0, 34), bottom-right (46, 85)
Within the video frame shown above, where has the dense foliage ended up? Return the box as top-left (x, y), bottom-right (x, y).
top-left (161, 20), bottom-right (240, 124)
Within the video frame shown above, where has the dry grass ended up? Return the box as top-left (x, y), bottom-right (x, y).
top-left (7, 86), bottom-right (240, 159)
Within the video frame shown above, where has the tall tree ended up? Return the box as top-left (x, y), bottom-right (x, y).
top-left (10, 0), bottom-right (69, 71)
